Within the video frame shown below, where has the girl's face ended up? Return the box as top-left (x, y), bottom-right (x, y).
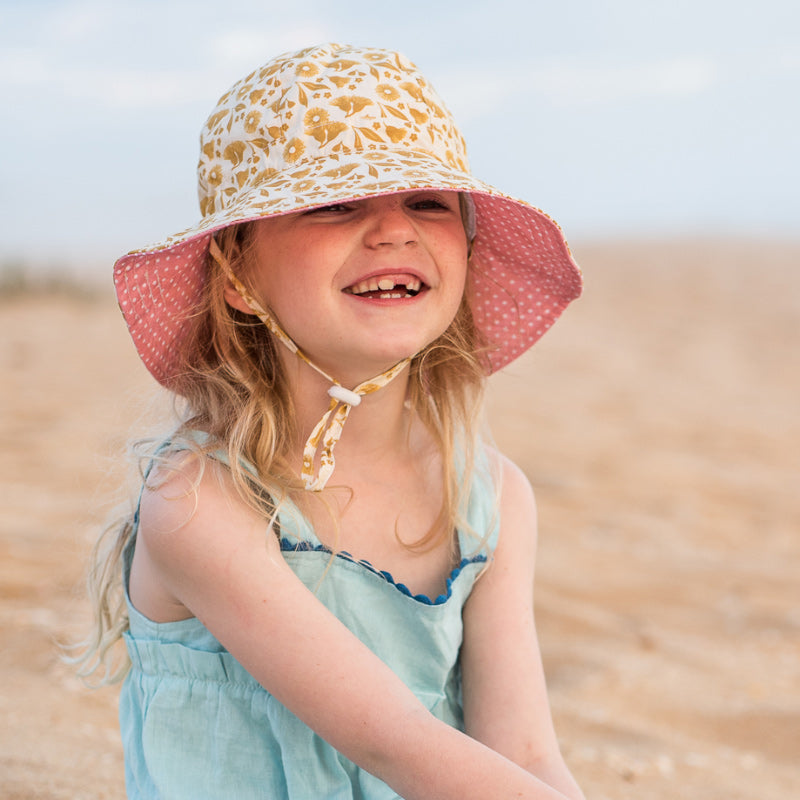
top-left (231, 191), bottom-right (470, 383)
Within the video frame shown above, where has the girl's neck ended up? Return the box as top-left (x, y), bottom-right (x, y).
top-left (282, 351), bottom-right (417, 474)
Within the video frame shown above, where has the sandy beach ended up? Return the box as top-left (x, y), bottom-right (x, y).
top-left (1, 238), bottom-right (798, 799)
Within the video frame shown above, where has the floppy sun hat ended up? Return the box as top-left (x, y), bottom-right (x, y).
top-left (114, 42), bottom-right (582, 383)
top-left (113, 43), bottom-right (583, 488)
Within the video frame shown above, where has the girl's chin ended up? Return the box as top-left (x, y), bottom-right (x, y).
top-left (309, 347), bottom-right (419, 384)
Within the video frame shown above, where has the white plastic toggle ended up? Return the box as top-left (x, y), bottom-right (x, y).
top-left (327, 385), bottom-right (362, 407)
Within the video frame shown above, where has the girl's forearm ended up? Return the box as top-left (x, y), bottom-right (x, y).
top-left (362, 709), bottom-right (573, 800)
top-left (523, 754), bottom-right (586, 800)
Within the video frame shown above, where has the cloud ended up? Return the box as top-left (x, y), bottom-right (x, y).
top-left (771, 47), bottom-right (800, 75)
top-left (0, 8), bottom-right (335, 111)
top-left (72, 69), bottom-right (212, 109)
top-left (441, 55), bottom-right (720, 121)
top-left (0, 49), bottom-right (210, 109)
top-left (211, 26), bottom-right (333, 69)
top-left (0, 47), bottom-right (49, 87)
top-left (537, 56), bottom-right (720, 105)
top-left (42, 0), bottom-right (115, 43)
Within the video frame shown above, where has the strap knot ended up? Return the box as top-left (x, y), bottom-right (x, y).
top-left (327, 384), bottom-right (362, 407)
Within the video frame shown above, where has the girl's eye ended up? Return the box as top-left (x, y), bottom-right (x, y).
top-left (408, 197), bottom-right (450, 211)
top-left (305, 203), bottom-right (353, 215)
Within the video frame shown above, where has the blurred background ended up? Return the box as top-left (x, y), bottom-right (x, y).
top-left (1, 0), bottom-right (798, 276)
top-left (1, 2), bottom-right (798, 799)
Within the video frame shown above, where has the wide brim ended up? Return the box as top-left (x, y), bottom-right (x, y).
top-left (114, 148), bottom-right (583, 387)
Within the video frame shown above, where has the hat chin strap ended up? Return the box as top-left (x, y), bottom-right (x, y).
top-left (209, 238), bottom-right (411, 491)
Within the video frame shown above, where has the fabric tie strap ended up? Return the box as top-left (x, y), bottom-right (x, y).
top-left (209, 238), bottom-right (411, 491)
top-left (300, 358), bottom-right (409, 490)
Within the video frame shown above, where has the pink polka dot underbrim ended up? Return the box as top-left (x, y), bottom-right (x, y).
top-left (467, 193), bottom-right (582, 372)
top-left (113, 187), bottom-right (582, 388)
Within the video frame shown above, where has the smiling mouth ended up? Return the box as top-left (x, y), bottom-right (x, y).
top-left (343, 277), bottom-right (425, 299)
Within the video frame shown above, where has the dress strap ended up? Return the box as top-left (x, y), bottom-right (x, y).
top-left (456, 442), bottom-right (501, 560)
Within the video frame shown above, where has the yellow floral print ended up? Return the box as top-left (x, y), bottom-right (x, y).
top-left (321, 163), bottom-right (359, 179)
top-left (400, 81), bottom-right (424, 102)
top-left (303, 107), bottom-right (330, 129)
top-left (308, 122), bottom-right (348, 146)
top-left (223, 141), bottom-right (247, 166)
top-left (206, 165), bottom-right (223, 186)
top-left (244, 110), bottom-right (262, 133)
top-left (199, 195), bottom-right (215, 216)
top-left (375, 83), bottom-right (400, 102)
top-left (253, 168), bottom-right (278, 185)
top-left (206, 108), bottom-right (230, 131)
top-left (385, 126), bottom-right (406, 143)
top-left (329, 59), bottom-right (359, 71)
top-left (331, 96), bottom-right (373, 116)
top-left (295, 61), bottom-right (319, 77)
top-left (283, 138), bottom-right (305, 163)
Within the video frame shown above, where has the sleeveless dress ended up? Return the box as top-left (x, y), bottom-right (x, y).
top-left (119, 443), bottom-right (499, 799)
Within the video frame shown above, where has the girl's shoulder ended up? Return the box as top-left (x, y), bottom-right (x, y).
top-left (475, 441), bottom-right (536, 505)
top-left (137, 428), bottom-right (276, 546)
top-left (475, 444), bottom-right (538, 552)
top-left (129, 430), bottom-right (281, 624)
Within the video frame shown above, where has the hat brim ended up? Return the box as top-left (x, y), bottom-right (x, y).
top-left (114, 148), bottom-right (582, 385)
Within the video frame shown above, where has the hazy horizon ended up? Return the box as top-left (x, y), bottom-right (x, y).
top-left (2, 0), bottom-right (798, 276)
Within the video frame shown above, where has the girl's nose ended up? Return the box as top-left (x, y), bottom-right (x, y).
top-left (362, 200), bottom-right (418, 249)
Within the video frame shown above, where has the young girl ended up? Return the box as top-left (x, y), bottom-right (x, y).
top-left (84, 43), bottom-right (585, 799)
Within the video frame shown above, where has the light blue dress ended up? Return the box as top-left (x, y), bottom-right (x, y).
top-left (119, 445), bottom-right (499, 799)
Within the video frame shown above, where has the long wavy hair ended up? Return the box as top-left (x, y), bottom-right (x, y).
top-left (73, 204), bottom-right (490, 684)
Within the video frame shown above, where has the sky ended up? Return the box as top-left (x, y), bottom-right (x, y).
top-left (1, 0), bottom-right (798, 275)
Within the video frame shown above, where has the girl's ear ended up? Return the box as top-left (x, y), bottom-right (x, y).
top-left (211, 231), bottom-right (259, 315)
top-left (223, 279), bottom-right (257, 315)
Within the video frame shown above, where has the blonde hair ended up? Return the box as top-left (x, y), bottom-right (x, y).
top-left (74, 210), bottom-right (490, 684)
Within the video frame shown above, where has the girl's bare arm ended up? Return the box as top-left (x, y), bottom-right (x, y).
top-left (460, 454), bottom-right (586, 800)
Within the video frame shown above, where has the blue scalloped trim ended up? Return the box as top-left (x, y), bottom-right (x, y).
top-left (279, 537), bottom-right (487, 606)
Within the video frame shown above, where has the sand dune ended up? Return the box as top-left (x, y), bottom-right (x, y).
top-left (1, 238), bottom-right (798, 799)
